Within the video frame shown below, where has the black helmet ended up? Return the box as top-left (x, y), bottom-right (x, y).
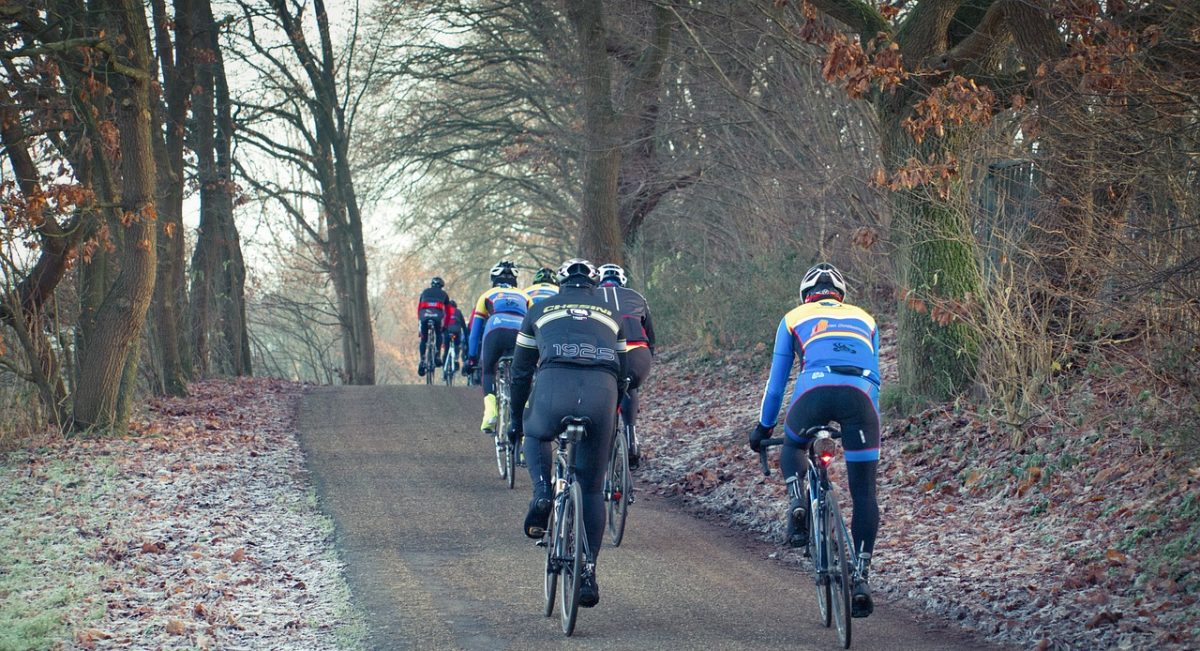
top-left (532, 267), bottom-right (558, 286)
top-left (800, 263), bottom-right (847, 303)
top-left (431, 276), bottom-right (445, 289)
top-left (598, 263), bottom-right (626, 287)
top-left (556, 258), bottom-right (599, 284)
top-left (490, 260), bottom-right (518, 286)
top-left (448, 299), bottom-right (457, 307)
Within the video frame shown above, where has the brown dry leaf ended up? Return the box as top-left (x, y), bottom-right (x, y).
top-left (1105, 548), bottom-right (1127, 565)
top-left (230, 547), bottom-right (246, 562)
top-left (165, 619), bottom-right (186, 635)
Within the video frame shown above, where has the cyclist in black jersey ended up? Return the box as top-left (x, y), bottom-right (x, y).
top-left (597, 263), bottom-right (654, 468)
top-left (416, 277), bottom-right (449, 376)
top-left (509, 258), bottom-right (628, 609)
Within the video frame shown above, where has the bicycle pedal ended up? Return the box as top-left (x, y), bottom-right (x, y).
top-left (535, 540), bottom-right (547, 548)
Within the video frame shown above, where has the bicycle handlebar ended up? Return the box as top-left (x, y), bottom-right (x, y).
top-left (756, 437), bottom-right (787, 476)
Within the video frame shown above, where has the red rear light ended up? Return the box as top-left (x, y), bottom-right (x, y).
top-left (819, 451), bottom-right (835, 467)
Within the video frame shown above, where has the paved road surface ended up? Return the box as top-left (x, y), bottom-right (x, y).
top-left (298, 385), bottom-right (1007, 650)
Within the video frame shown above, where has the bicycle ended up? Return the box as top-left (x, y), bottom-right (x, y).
top-left (539, 416), bottom-right (591, 636)
top-left (758, 426), bottom-right (860, 649)
top-left (441, 335), bottom-right (458, 386)
top-left (604, 408), bottom-right (634, 546)
top-left (421, 319), bottom-right (437, 386)
top-left (493, 356), bottom-right (518, 489)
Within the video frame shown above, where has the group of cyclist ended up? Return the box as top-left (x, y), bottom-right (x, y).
top-left (415, 277), bottom-right (467, 378)
top-left (415, 258), bottom-right (879, 622)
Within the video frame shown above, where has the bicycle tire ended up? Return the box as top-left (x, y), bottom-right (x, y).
top-left (814, 485), bottom-right (833, 628)
top-left (424, 324), bottom-right (435, 386)
top-left (494, 432), bottom-right (508, 479)
top-left (606, 428), bottom-right (630, 546)
top-left (443, 347), bottom-right (455, 386)
top-left (559, 481), bottom-right (584, 636)
top-left (542, 492), bottom-right (560, 617)
top-left (506, 434), bottom-right (518, 489)
top-left (828, 497), bottom-right (853, 648)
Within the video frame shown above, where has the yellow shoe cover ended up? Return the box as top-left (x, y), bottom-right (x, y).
top-left (481, 393), bottom-right (498, 431)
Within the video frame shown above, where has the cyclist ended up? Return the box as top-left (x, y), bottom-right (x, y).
top-left (416, 276), bottom-right (449, 376)
top-left (508, 258), bottom-right (627, 609)
top-left (465, 260), bottom-right (527, 434)
top-left (597, 263), bottom-right (655, 469)
top-left (748, 262), bottom-right (881, 618)
top-left (523, 266), bottom-right (559, 305)
top-left (444, 299), bottom-right (467, 371)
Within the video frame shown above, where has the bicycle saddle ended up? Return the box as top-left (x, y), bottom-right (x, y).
top-left (560, 416), bottom-right (591, 429)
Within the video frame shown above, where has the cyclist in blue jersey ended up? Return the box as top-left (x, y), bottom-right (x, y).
top-left (749, 263), bottom-right (881, 618)
top-left (466, 260), bottom-right (528, 434)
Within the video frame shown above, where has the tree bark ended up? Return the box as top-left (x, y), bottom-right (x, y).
top-left (148, 0), bottom-right (194, 396)
top-left (567, 0), bottom-right (624, 264)
top-left (72, 0), bottom-right (159, 432)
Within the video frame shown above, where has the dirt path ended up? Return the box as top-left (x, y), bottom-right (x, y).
top-left (298, 385), bottom-right (1009, 650)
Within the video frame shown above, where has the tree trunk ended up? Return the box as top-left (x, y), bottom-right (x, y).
top-left (567, 0), bottom-right (624, 265)
top-left (72, 0), bottom-right (159, 433)
top-left (209, 21), bottom-right (252, 376)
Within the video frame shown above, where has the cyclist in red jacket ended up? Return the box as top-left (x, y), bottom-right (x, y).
top-left (417, 277), bottom-right (449, 376)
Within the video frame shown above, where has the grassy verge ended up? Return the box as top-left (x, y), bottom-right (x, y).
top-left (0, 454), bottom-right (115, 651)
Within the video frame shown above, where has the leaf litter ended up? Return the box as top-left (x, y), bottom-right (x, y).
top-left (0, 378), bottom-right (363, 650)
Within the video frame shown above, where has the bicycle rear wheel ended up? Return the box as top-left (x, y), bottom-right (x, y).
top-left (424, 325), bottom-right (435, 386)
top-left (828, 497), bottom-right (853, 648)
top-left (813, 491), bottom-right (833, 628)
top-left (443, 349), bottom-right (455, 386)
top-left (606, 428), bottom-right (631, 546)
top-left (506, 434), bottom-right (518, 489)
top-left (542, 494), bottom-right (560, 617)
top-left (559, 482), bottom-right (584, 636)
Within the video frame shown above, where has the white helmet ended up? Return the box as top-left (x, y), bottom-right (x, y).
top-left (800, 263), bottom-right (847, 302)
top-left (556, 258), bottom-right (599, 283)
top-left (598, 263), bottom-right (627, 286)
top-left (489, 260), bottom-right (518, 285)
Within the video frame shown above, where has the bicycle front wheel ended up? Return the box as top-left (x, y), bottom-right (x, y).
top-left (828, 497), bottom-right (853, 648)
top-left (559, 481), bottom-right (584, 636)
top-left (543, 493), bottom-right (560, 617)
top-left (606, 429), bottom-right (631, 546)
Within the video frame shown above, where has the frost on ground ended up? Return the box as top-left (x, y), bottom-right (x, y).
top-left (0, 379), bottom-right (363, 651)
top-left (636, 341), bottom-right (1200, 651)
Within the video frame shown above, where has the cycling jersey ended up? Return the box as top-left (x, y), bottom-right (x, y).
top-left (417, 287), bottom-right (449, 322)
top-left (512, 285), bottom-right (629, 383)
top-left (599, 284), bottom-right (655, 348)
top-left (759, 298), bottom-right (881, 427)
top-left (445, 303), bottom-right (466, 333)
top-left (523, 282), bottom-right (559, 305)
top-left (468, 285), bottom-right (528, 359)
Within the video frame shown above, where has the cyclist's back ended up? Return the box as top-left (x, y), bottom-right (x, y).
top-left (509, 259), bottom-right (628, 609)
top-left (523, 267), bottom-right (560, 306)
top-left (468, 261), bottom-right (527, 433)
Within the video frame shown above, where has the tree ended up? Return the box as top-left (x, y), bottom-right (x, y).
top-left (229, 0), bottom-right (375, 384)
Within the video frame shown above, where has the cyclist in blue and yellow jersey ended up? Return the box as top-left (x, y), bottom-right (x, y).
top-left (508, 258), bottom-right (627, 609)
top-left (465, 260), bottom-right (528, 434)
top-left (597, 263), bottom-right (655, 469)
top-left (523, 267), bottom-right (559, 305)
top-left (749, 262), bottom-right (881, 619)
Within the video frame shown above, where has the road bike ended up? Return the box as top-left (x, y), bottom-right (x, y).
top-left (759, 426), bottom-right (861, 649)
top-left (493, 356), bottom-right (518, 489)
top-left (421, 319), bottom-right (437, 386)
top-left (441, 334), bottom-right (458, 386)
top-left (539, 416), bottom-right (591, 636)
top-left (604, 408), bottom-right (634, 546)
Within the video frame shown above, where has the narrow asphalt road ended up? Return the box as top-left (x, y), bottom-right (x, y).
top-left (298, 385), bottom-right (1007, 650)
